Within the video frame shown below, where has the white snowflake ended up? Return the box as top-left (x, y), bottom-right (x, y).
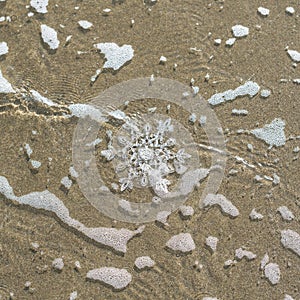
top-left (101, 118), bottom-right (191, 194)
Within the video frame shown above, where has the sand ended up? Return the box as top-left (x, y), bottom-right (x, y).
top-left (0, 1), bottom-right (299, 299)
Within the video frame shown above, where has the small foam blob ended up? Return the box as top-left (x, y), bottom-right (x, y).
top-left (61, 176), bottom-right (72, 190)
top-left (205, 236), bottom-right (218, 253)
top-left (257, 7), bottom-right (270, 16)
top-left (159, 55), bottom-right (167, 64)
top-left (86, 267), bottom-right (132, 290)
top-left (24, 143), bottom-right (33, 158)
top-left (214, 38), bottom-right (221, 45)
top-left (52, 258), bottom-right (64, 271)
top-left (69, 166), bottom-right (79, 179)
top-left (232, 24), bottom-right (249, 38)
top-left (41, 24), bottom-right (60, 50)
top-left (108, 109), bottom-right (126, 120)
top-left (29, 90), bottom-right (57, 106)
top-left (30, 160), bottom-right (41, 169)
top-left (94, 42), bottom-right (134, 71)
top-left (192, 86), bottom-right (199, 95)
top-left (0, 41), bottom-right (8, 56)
top-left (260, 253), bottom-right (269, 270)
top-left (199, 115), bottom-right (207, 126)
top-left (134, 256), bottom-right (155, 270)
top-left (277, 206), bottom-right (295, 221)
top-left (251, 118), bottom-right (286, 147)
top-left (225, 37), bottom-right (236, 47)
top-left (74, 261), bottom-right (81, 271)
top-left (249, 208), bottom-right (263, 221)
top-left (30, 0), bottom-right (48, 13)
top-left (235, 248), bottom-right (257, 261)
top-left (69, 291), bottom-right (78, 300)
top-left (232, 109), bottom-right (248, 115)
top-left (287, 50), bottom-right (300, 62)
top-left (284, 295), bottom-right (295, 300)
top-left (78, 20), bottom-right (93, 29)
top-left (166, 233), bottom-right (196, 253)
top-left (281, 230), bottom-right (300, 257)
top-left (285, 7), bottom-right (295, 15)
top-left (224, 259), bottom-right (237, 268)
top-left (208, 81), bottom-right (260, 106)
top-left (68, 104), bottom-right (107, 122)
top-left (264, 263), bottom-right (280, 285)
top-left (0, 70), bottom-right (15, 93)
top-left (179, 205), bottom-right (194, 219)
top-left (156, 210), bottom-right (171, 225)
top-left (260, 89), bottom-right (271, 98)
top-left (203, 194), bottom-right (239, 218)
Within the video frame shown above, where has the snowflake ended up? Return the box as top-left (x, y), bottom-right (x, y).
top-left (101, 118), bottom-right (191, 195)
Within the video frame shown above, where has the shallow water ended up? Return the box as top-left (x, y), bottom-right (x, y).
top-left (0, 1), bottom-right (299, 299)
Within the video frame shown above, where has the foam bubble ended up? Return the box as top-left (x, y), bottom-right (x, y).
top-left (86, 267), bottom-right (132, 290)
top-left (94, 42), bottom-right (134, 71)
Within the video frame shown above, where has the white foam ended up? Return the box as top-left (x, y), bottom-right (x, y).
top-left (287, 50), bottom-right (300, 62)
top-left (108, 109), bottom-right (126, 120)
top-left (260, 253), bottom-right (269, 270)
top-left (264, 263), bottom-right (280, 285)
top-left (24, 143), bottom-right (33, 157)
top-left (30, 160), bottom-right (41, 169)
top-left (214, 39), bottom-right (221, 46)
top-left (94, 42), bottom-right (134, 71)
top-left (29, 89), bottom-right (57, 106)
top-left (156, 210), bottom-right (171, 225)
top-left (260, 89), bottom-right (271, 98)
top-left (232, 25), bottom-right (249, 38)
top-left (232, 109), bottom-right (248, 115)
top-left (285, 7), bottom-right (295, 15)
top-left (69, 291), bottom-right (78, 300)
top-left (251, 118), bottom-right (286, 147)
top-left (249, 208), bottom-right (263, 220)
top-left (208, 81), bottom-right (260, 106)
top-left (179, 205), bottom-right (194, 219)
top-left (284, 295), bottom-right (295, 300)
top-left (225, 37), bottom-right (236, 46)
top-left (61, 176), bottom-right (72, 190)
top-left (86, 267), bottom-right (132, 290)
top-left (0, 70), bottom-right (15, 93)
top-left (257, 7), bottom-right (270, 16)
top-left (30, 0), bottom-right (48, 13)
top-left (0, 175), bottom-right (144, 254)
top-left (52, 257), bottom-right (64, 270)
top-left (0, 41), bottom-right (8, 56)
top-left (69, 166), bottom-right (79, 179)
top-left (68, 104), bottom-right (107, 122)
top-left (235, 248), bottom-right (257, 260)
top-left (78, 20), bottom-right (93, 29)
top-left (206, 236), bottom-right (218, 253)
top-left (134, 256), bottom-right (155, 270)
top-left (281, 230), bottom-right (300, 257)
top-left (166, 233), bottom-right (196, 253)
top-left (41, 24), bottom-right (60, 50)
top-left (277, 206), bottom-right (294, 221)
top-left (159, 55), bottom-right (167, 64)
top-left (203, 194), bottom-right (239, 218)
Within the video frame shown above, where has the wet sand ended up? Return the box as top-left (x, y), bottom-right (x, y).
top-left (0, 1), bottom-right (299, 299)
